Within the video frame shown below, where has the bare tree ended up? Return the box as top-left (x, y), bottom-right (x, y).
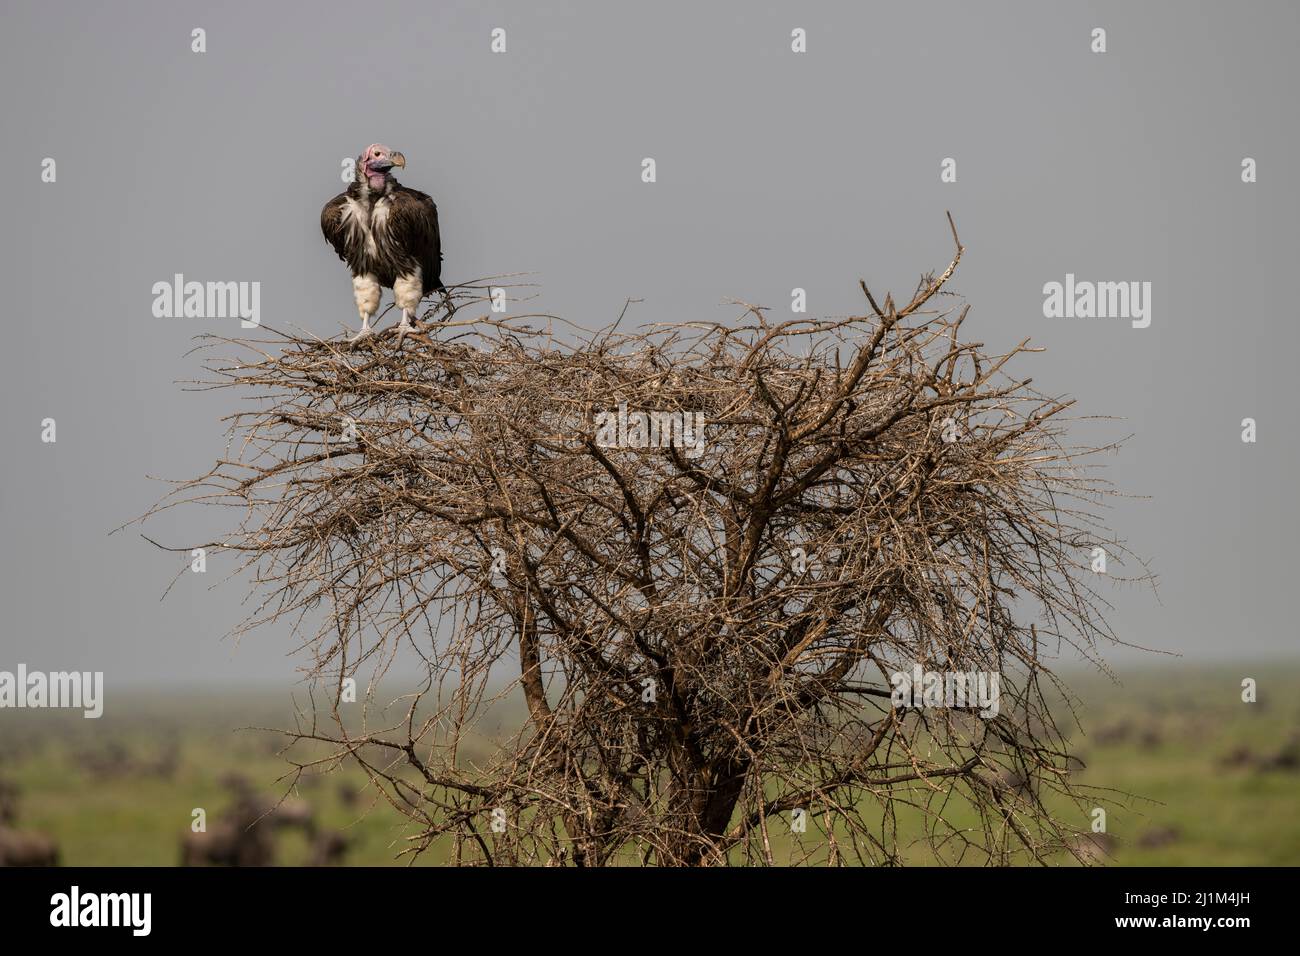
top-left (141, 220), bottom-right (1147, 865)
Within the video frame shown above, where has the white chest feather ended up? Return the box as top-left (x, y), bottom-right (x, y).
top-left (342, 197), bottom-right (390, 257)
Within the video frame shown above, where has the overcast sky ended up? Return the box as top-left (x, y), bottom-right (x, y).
top-left (1, 0), bottom-right (1297, 686)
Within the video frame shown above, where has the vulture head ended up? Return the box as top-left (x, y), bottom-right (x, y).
top-left (357, 143), bottom-right (406, 190)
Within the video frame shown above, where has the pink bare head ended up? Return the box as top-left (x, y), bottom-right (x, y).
top-left (357, 143), bottom-right (406, 189)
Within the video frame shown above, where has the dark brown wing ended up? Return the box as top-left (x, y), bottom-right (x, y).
top-left (387, 186), bottom-right (444, 293)
top-left (320, 192), bottom-right (354, 267)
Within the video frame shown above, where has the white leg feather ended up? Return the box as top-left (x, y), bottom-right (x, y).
top-left (393, 271), bottom-right (423, 333)
top-left (351, 274), bottom-right (381, 340)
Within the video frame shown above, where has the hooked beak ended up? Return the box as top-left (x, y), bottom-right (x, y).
top-left (390, 152), bottom-right (406, 169)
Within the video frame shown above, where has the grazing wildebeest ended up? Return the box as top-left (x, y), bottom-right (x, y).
top-left (178, 818), bottom-right (275, 867)
top-left (0, 827), bottom-right (60, 866)
top-left (78, 741), bottom-right (133, 780)
top-left (1138, 728), bottom-right (1164, 751)
top-left (337, 781), bottom-right (360, 810)
top-left (267, 796), bottom-right (316, 834)
top-left (1263, 735), bottom-right (1300, 771)
top-left (179, 792), bottom-right (317, 866)
top-left (1219, 745), bottom-right (1257, 769)
top-left (993, 766), bottom-right (1036, 797)
top-left (308, 831), bottom-right (350, 867)
top-left (217, 771), bottom-right (254, 794)
top-left (0, 779), bottom-right (19, 825)
top-left (1093, 721), bottom-right (1134, 746)
top-left (1067, 831), bottom-right (1115, 864)
top-left (1136, 825), bottom-right (1182, 849)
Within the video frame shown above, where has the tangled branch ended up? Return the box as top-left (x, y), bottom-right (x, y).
top-left (139, 226), bottom-right (1149, 865)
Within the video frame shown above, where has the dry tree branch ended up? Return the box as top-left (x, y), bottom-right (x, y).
top-left (136, 240), bottom-right (1150, 866)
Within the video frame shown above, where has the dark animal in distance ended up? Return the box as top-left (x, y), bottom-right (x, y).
top-left (0, 778), bottom-right (60, 866)
top-left (0, 778), bottom-right (19, 825)
top-left (179, 791), bottom-right (317, 866)
top-left (307, 831), bottom-right (350, 867)
top-left (1137, 825), bottom-right (1182, 849)
top-left (1066, 831), bottom-right (1115, 864)
top-left (178, 817), bottom-right (274, 867)
top-left (0, 827), bottom-right (60, 866)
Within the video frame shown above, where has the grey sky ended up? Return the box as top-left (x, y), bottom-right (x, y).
top-left (1, 0), bottom-right (1296, 685)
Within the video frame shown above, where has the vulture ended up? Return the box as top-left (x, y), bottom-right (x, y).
top-left (321, 143), bottom-right (446, 339)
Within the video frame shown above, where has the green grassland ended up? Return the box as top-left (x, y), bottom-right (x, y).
top-left (1, 665), bottom-right (1297, 866)
top-left (1045, 664), bottom-right (1300, 867)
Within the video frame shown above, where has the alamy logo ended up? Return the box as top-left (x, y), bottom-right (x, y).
top-left (890, 663), bottom-right (1001, 718)
top-left (1042, 273), bottom-right (1151, 328)
top-left (594, 402), bottom-right (706, 459)
top-left (50, 886), bottom-right (151, 936)
top-left (151, 274), bottom-right (261, 328)
top-left (0, 665), bottom-right (103, 718)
